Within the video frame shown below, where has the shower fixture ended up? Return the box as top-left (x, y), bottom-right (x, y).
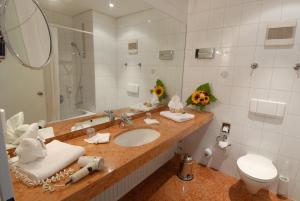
top-left (71, 42), bottom-right (84, 107)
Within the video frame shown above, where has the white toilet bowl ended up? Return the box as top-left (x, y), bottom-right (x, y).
top-left (237, 154), bottom-right (278, 194)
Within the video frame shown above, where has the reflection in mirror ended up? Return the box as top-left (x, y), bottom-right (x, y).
top-left (0, 0), bottom-right (187, 149)
top-left (1, 0), bottom-right (52, 68)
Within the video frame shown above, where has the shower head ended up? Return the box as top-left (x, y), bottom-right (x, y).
top-left (71, 42), bottom-right (77, 47)
top-left (71, 42), bottom-right (81, 56)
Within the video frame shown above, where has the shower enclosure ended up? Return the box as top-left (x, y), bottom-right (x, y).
top-left (51, 24), bottom-right (96, 120)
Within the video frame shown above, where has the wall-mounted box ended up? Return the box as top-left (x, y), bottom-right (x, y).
top-left (265, 21), bottom-right (297, 46)
top-left (128, 40), bottom-right (138, 55)
top-left (195, 48), bottom-right (215, 59)
top-left (249, 99), bottom-right (286, 118)
top-left (126, 83), bottom-right (139, 94)
top-left (159, 50), bottom-right (174, 60)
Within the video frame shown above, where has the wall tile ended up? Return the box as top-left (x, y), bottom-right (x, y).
top-left (241, 126), bottom-right (262, 149)
top-left (222, 26), bottom-right (240, 47)
top-left (188, 0), bottom-right (211, 13)
top-left (250, 67), bottom-right (272, 89)
top-left (270, 68), bottom-right (295, 91)
top-left (259, 130), bottom-right (282, 154)
top-left (279, 136), bottom-right (300, 160)
top-left (254, 46), bottom-right (276, 67)
top-left (241, 1), bottom-right (262, 25)
top-left (282, 0), bottom-right (300, 20)
top-left (289, 92), bottom-right (300, 115)
top-left (261, 0), bottom-right (282, 22)
top-left (224, 4), bottom-right (242, 26)
top-left (234, 46), bottom-right (255, 66)
top-left (230, 87), bottom-right (250, 107)
top-left (238, 24), bottom-right (259, 46)
top-left (208, 8), bottom-right (225, 28)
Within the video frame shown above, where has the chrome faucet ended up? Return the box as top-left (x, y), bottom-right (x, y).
top-left (119, 113), bottom-right (133, 128)
top-left (104, 110), bottom-right (116, 121)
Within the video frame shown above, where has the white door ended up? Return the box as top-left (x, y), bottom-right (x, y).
top-left (0, 51), bottom-right (47, 123)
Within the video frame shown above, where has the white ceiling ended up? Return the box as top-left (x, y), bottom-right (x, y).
top-left (37, 0), bottom-right (153, 17)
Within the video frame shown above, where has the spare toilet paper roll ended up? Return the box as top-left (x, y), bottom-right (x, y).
top-left (277, 176), bottom-right (289, 197)
top-left (204, 148), bottom-right (212, 158)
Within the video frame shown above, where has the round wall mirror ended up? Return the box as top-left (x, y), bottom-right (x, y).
top-left (0, 0), bottom-right (52, 69)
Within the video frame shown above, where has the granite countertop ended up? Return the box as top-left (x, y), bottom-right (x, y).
top-left (11, 109), bottom-right (213, 201)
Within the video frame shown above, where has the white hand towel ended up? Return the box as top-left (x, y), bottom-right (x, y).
top-left (130, 103), bottom-right (155, 112)
top-left (15, 140), bottom-right (85, 181)
top-left (160, 111), bottom-right (195, 122)
top-left (84, 133), bottom-right (110, 144)
top-left (144, 118), bottom-right (159, 125)
top-left (16, 138), bottom-right (47, 164)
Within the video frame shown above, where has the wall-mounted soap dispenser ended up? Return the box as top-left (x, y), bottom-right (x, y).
top-left (0, 31), bottom-right (5, 63)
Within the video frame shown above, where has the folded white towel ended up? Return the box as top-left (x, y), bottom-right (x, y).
top-left (6, 112), bottom-right (26, 144)
top-left (16, 138), bottom-right (47, 164)
top-left (15, 140), bottom-right (85, 181)
top-left (84, 133), bottom-right (110, 144)
top-left (38, 127), bottom-right (55, 140)
top-left (144, 118), bottom-right (159, 125)
top-left (13, 123), bottom-right (39, 145)
top-left (160, 111), bottom-right (195, 122)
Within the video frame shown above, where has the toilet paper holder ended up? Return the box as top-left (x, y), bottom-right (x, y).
top-left (216, 134), bottom-right (231, 150)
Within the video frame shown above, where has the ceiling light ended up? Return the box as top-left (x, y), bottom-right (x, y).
top-left (109, 2), bottom-right (114, 8)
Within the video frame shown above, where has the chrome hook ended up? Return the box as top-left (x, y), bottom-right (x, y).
top-left (294, 63), bottom-right (300, 71)
top-left (250, 63), bottom-right (258, 70)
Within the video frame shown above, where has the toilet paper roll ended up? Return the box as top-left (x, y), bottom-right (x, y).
top-left (277, 176), bottom-right (289, 197)
top-left (204, 148), bottom-right (213, 158)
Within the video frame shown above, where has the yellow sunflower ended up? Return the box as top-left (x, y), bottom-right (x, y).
top-left (191, 91), bottom-right (201, 104)
top-left (199, 91), bottom-right (210, 105)
top-left (154, 85), bottom-right (164, 97)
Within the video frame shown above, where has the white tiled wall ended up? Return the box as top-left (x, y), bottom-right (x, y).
top-left (116, 9), bottom-right (186, 108)
top-left (182, 0), bottom-right (300, 199)
top-left (92, 11), bottom-right (118, 112)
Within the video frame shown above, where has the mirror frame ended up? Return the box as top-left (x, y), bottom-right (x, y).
top-left (0, 0), bottom-right (52, 69)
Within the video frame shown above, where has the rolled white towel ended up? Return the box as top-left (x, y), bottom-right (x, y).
top-left (144, 118), bottom-right (159, 125)
top-left (16, 138), bottom-right (47, 164)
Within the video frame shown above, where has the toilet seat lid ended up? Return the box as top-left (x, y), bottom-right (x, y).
top-left (237, 154), bottom-right (277, 181)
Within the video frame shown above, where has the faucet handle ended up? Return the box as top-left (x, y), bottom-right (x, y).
top-left (105, 110), bottom-right (116, 121)
top-left (121, 113), bottom-right (130, 120)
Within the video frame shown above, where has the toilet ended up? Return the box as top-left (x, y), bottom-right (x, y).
top-left (237, 154), bottom-right (278, 194)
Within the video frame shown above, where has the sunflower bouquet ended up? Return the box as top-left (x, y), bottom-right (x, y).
top-left (150, 79), bottom-right (168, 102)
top-left (186, 83), bottom-right (217, 111)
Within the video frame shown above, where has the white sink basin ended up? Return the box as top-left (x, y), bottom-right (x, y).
top-left (114, 129), bottom-right (160, 147)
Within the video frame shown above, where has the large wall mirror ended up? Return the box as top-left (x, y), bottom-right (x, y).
top-left (0, 0), bottom-right (187, 149)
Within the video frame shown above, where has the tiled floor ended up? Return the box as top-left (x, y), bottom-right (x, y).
top-left (120, 156), bottom-right (290, 201)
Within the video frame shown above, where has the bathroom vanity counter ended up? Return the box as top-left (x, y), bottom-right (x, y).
top-left (11, 109), bottom-right (213, 201)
